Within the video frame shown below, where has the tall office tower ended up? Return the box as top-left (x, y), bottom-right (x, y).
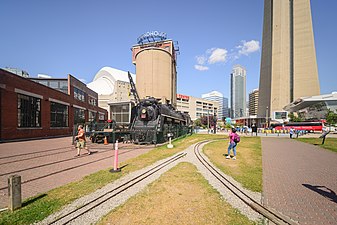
top-left (249, 89), bottom-right (259, 116)
top-left (230, 65), bottom-right (247, 118)
top-left (201, 91), bottom-right (228, 120)
top-left (258, 0), bottom-right (320, 118)
top-left (132, 32), bottom-right (178, 107)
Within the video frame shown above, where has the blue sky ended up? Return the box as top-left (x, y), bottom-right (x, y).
top-left (1, 0), bottom-right (336, 100)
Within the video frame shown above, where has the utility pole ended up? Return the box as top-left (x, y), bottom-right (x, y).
top-left (207, 109), bottom-right (210, 133)
top-left (266, 106), bottom-right (269, 128)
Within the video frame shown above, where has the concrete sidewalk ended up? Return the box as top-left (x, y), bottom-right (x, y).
top-left (0, 137), bottom-right (154, 208)
top-left (262, 138), bottom-right (337, 225)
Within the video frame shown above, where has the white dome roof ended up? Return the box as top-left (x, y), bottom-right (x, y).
top-left (87, 67), bottom-right (135, 95)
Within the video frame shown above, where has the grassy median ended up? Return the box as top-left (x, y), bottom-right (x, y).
top-left (203, 137), bottom-right (263, 193)
top-left (296, 137), bottom-right (337, 153)
top-left (98, 162), bottom-right (255, 225)
top-left (0, 134), bottom-right (225, 225)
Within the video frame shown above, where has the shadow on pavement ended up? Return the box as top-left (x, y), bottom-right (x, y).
top-left (302, 184), bottom-right (337, 204)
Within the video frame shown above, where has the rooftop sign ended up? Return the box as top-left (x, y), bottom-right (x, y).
top-left (137, 31), bottom-right (167, 44)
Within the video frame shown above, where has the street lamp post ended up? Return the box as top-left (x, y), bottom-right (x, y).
top-left (207, 109), bottom-right (210, 134)
top-left (266, 106), bottom-right (269, 128)
top-left (213, 113), bottom-right (217, 134)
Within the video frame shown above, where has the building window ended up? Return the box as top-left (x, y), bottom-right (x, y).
top-left (74, 87), bottom-right (85, 102)
top-left (88, 111), bottom-right (97, 122)
top-left (59, 81), bottom-right (68, 93)
top-left (110, 104), bottom-right (130, 124)
top-left (50, 102), bottom-right (68, 127)
top-left (74, 108), bottom-right (85, 124)
top-left (17, 94), bottom-right (41, 127)
top-left (99, 112), bottom-right (105, 121)
top-left (88, 96), bottom-right (97, 106)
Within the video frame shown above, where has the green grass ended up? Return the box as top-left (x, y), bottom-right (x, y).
top-left (296, 137), bottom-right (337, 153)
top-left (98, 162), bottom-right (255, 225)
top-left (203, 137), bottom-right (263, 193)
top-left (0, 134), bottom-right (225, 225)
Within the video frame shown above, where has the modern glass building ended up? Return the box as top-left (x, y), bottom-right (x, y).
top-left (201, 91), bottom-right (228, 120)
top-left (230, 65), bottom-right (246, 118)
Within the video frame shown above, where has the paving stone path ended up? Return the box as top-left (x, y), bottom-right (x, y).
top-left (0, 137), bottom-right (154, 208)
top-left (262, 138), bottom-right (337, 225)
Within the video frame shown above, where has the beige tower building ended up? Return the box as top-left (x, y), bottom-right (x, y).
top-left (258, 0), bottom-right (320, 118)
top-left (132, 34), bottom-right (177, 107)
top-left (249, 89), bottom-right (259, 116)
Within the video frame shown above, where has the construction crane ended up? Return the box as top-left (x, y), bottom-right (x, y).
top-left (128, 71), bottom-right (140, 104)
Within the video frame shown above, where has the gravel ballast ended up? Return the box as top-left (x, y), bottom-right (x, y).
top-left (36, 142), bottom-right (262, 225)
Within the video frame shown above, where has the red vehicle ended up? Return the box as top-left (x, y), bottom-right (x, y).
top-left (271, 121), bottom-right (323, 132)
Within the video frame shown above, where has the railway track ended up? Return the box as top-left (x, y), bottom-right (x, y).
top-left (0, 143), bottom-right (147, 165)
top-left (0, 148), bottom-right (139, 191)
top-left (41, 152), bottom-right (187, 225)
top-left (193, 140), bottom-right (298, 225)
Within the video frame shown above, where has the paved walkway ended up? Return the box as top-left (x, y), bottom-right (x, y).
top-left (0, 137), bottom-right (154, 208)
top-left (262, 138), bottom-right (337, 225)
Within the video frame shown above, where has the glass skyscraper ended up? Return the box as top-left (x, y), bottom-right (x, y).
top-left (202, 91), bottom-right (228, 120)
top-left (230, 65), bottom-right (246, 118)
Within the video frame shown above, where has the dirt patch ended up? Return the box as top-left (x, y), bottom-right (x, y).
top-left (98, 162), bottom-right (254, 225)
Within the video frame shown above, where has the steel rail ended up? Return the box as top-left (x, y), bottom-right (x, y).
top-left (47, 152), bottom-right (187, 225)
top-left (194, 140), bottom-right (297, 225)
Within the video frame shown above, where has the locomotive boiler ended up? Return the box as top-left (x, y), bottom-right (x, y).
top-left (129, 97), bottom-right (192, 144)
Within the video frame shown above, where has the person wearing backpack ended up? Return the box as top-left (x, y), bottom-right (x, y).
top-left (226, 128), bottom-right (240, 160)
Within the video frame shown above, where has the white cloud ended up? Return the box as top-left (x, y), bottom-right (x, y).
top-left (238, 40), bottom-right (260, 56)
top-left (194, 40), bottom-right (260, 71)
top-left (208, 48), bottom-right (228, 64)
top-left (196, 56), bottom-right (207, 65)
top-left (194, 65), bottom-right (209, 71)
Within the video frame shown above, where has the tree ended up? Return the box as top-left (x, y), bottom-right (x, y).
top-left (326, 109), bottom-right (337, 126)
top-left (289, 112), bottom-right (304, 122)
top-left (200, 115), bottom-right (216, 128)
top-left (193, 118), bottom-right (202, 128)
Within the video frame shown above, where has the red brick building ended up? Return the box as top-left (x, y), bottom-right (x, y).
top-left (0, 69), bottom-right (107, 141)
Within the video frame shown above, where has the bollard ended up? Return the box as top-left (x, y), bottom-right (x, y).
top-left (8, 175), bottom-right (22, 211)
top-left (110, 140), bottom-right (121, 173)
top-left (167, 137), bottom-right (173, 149)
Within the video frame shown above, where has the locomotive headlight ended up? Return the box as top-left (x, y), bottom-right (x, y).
top-left (141, 108), bottom-right (147, 114)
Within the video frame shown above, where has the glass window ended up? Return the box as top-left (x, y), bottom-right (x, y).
top-left (74, 87), bottom-right (85, 102)
top-left (59, 81), bottom-right (68, 94)
top-left (88, 111), bottom-right (96, 122)
top-left (99, 113), bottom-right (105, 121)
top-left (38, 80), bottom-right (48, 86)
top-left (17, 94), bottom-right (41, 127)
top-left (50, 102), bottom-right (68, 127)
top-left (88, 96), bottom-right (97, 106)
top-left (49, 81), bottom-right (59, 89)
top-left (110, 103), bottom-right (130, 124)
top-left (74, 108), bottom-right (85, 124)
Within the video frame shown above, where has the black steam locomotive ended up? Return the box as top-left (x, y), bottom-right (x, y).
top-left (129, 97), bottom-right (192, 144)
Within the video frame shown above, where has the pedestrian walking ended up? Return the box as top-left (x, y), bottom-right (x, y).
top-left (289, 128), bottom-right (294, 139)
top-left (75, 125), bottom-right (91, 156)
top-left (226, 128), bottom-right (240, 160)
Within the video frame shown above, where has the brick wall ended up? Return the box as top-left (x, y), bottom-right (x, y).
top-left (0, 69), bottom-right (107, 141)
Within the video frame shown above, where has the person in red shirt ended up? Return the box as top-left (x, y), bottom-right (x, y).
top-left (75, 125), bottom-right (91, 156)
top-left (226, 128), bottom-right (238, 160)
